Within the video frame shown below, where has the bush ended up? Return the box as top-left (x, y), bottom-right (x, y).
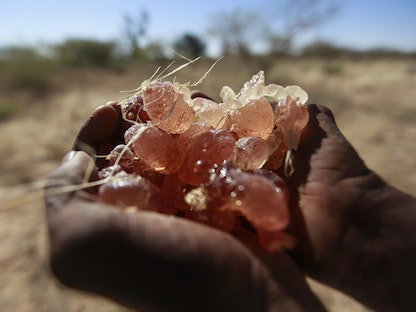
top-left (0, 98), bottom-right (18, 120)
top-left (0, 47), bottom-right (57, 96)
top-left (301, 41), bottom-right (347, 58)
top-left (55, 39), bottom-right (117, 67)
top-left (322, 62), bottom-right (343, 75)
top-left (173, 33), bottom-right (206, 58)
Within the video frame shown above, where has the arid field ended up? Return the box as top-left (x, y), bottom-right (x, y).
top-left (1, 56), bottom-right (415, 311)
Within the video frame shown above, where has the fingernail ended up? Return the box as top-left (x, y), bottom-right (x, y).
top-left (62, 151), bottom-right (77, 163)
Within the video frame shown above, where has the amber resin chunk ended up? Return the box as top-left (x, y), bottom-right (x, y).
top-left (227, 97), bottom-right (275, 140)
top-left (143, 82), bottom-right (195, 134)
top-left (235, 136), bottom-right (271, 170)
top-left (274, 95), bottom-right (309, 151)
top-left (179, 129), bottom-right (236, 186)
top-left (185, 164), bottom-right (294, 252)
top-left (177, 121), bottom-right (214, 149)
top-left (126, 124), bottom-right (185, 175)
top-left (97, 71), bottom-right (309, 253)
top-left (98, 171), bottom-right (171, 213)
top-left (192, 97), bottom-right (227, 129)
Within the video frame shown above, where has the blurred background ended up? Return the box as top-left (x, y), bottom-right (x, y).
top-left (0, 0), bottom-right (415, 311)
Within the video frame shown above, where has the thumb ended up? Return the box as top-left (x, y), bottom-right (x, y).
top-left (45, 151), bottom-right (97, 213)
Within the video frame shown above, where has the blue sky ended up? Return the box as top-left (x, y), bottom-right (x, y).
top-left (1, 0), bottom-right (415, 54)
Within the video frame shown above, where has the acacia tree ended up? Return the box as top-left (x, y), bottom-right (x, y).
top-left (208, 0), bottom-right (339, 56)
top-left (208, 8), bottom-right (264, 56)
top-left (267, 0), bottom-right (340, 53)
top-left (123, 9), bottom-right (149, 57)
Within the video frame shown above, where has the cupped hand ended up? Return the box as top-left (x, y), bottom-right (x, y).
top-left (45, 101), bottom-right (326, 312)
top-left (280, 104), bottom-right (416, 312)
top-left (281, 104), bottom-right (379, 274)
top-left (231, 103), bottom-right (383, 292)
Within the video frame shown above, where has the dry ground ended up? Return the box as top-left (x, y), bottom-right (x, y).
top-left (0, 57), bottom-right (415, 311)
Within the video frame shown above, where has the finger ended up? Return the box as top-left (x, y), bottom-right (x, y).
top-left (301, 104), bottom-right (337, 144)
top-left (310, 104), bottom-right (336, 122)
top-left (306, 104), bottom-right (341, 138)
top-left (234, 229), bottom-right (327, 311)
top-left (45, 151), bottom-right (97, 213)
top-left (73, 103), bottom-right (121, 155)
top-left (49, 205), bottom-right (275, 311)
top-left (74, 94), bottom-right (213, 157)
top-left (235, 229), bottom-right (305, 285)
top-left (285, 104), bottom-right (371, 263)
top-left (48, 151), bottom-right (96, 187)
top-left (301, 103), bottom-right (368, 176)
top-left (281, 104), bottom-right (339, 262)
top-left (284, 104), bottom-right (343, 183)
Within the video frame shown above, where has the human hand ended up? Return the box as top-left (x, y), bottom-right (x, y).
top-left (45, 102), bottom-right (327, 312)
top-left (279, 104), bottom-right (376, 272)
top-left (280, 104), bottom-right (416, 311)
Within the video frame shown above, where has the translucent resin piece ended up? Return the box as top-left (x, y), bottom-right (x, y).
top-left (98, 165), bottom-right (123, 180)
top-left (177, 121), bottom-right (213, 149)
top-left (285, 85), bottom-right (308, 105)
top-left (274, 95), bottom-right (309, 151)
top-left (98, 171), bottom-right (173, 214)
top-left (192, 97), bottom-right (227, 129)
top-left (203, 164), bottom-right (294, 252)
top-left (162, 173), bottom-right (194, 212)
top-left (179, 129), bottom-right (236, 186)
top-left (227, 97), bottom-right (275, 140)
top-left (121, 95), bottom-right (149, 122)
top-left (106, 144), bottom-right (149, 173)
top-left (235, 137), bottom-right (270, 170)
top-left (263, 128), bottom-right (286, 170)
top-left (107, 144), bottom-right (136, 167)
top-left (127, 125), bottom-right (185, 174)
top-left (220, 71), bottom-right (266, 110)
top-left (143, 82), bottom-right (195, 134)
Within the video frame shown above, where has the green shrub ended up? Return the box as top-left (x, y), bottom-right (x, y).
top-left (302, 41), bottom-right (347, 58)
top-left (173, 33), bottom-right (206, 59)
top-left (0, 99), bottom-right (18, 120)
top-left (0, 47), bottom-right (57, 96)
top-left (322, 62), bottom-right (343, 75)
top-left (55, 39), bottom-right (116, 67)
